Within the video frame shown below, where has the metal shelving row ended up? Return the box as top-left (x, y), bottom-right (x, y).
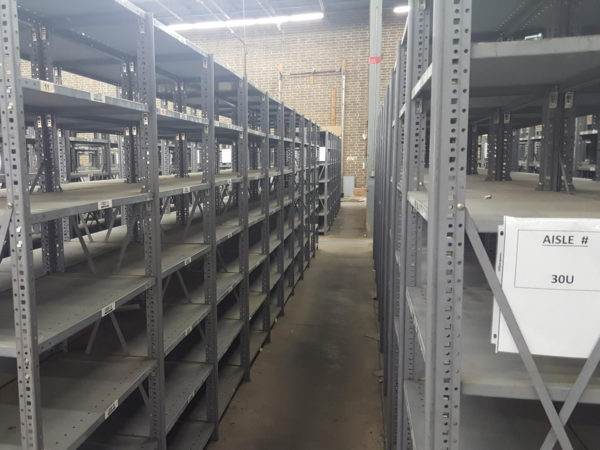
top-left (317, 131), bottom-right (341, 235)
top-left (0, 1), bottom-right (332, 448)
top-left (374, 1), bottom-right (600, 449)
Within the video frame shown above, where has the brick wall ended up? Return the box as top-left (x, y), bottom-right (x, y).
top-left (183, 12), bottom-right (405, 197)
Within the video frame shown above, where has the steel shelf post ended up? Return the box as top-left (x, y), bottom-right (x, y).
top-left (0, 0), bottom-right (43, 446)
top-left (299, 117), bottom-right (306, 278)
top-left (424, 1), bottom-right (471, 448)
top-left (260, 93), bottom-right (271, 336)
top-left (276, 104), bottom-right (285, 314)
top-left (136, 12), bottom-right (166, 447)
top-left (202, 53), bottom-right (220, 439)
top-left (394, 3), bottom-right (431, 446)
top-left (237, 76), bottom-right (251, 379)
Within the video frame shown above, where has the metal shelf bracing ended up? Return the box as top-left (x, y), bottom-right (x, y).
top-left (317, 131), bottom-right (341, 235)
top-left (0, 1), bottom-right (335, 448)
top-left (375, 0), bottom-right (600, 449)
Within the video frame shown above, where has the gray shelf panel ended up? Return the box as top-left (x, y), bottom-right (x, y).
top-left (248, 252), bottom-right (268, 273)
top-left (411, 35), bottom-right (600, 117)
top-left (215, 172), bottom-right (243, 187)
top-left (125, 301), bottom-right (211, 357)
top-left (81, 435), bottom-right (157, 450)
top-left (406, 285), bottom-right (600, 403)
top-left (470, 34), bottom-right (600, 92)
top-left (216, 320), bottom-right (244, 361)
top-left (230, 330), bottom-right (269, 367)
top-left (248, 292), bottom-right (268, 321)
top-left (185, 363), bottom-right (246, 421)
top-left (269, 260), bottom-right (281, 292)
top-left (268, 168), bottom-right (282, 178)
top-left (0, 354), bottom-right (155, 450)
top-left (0, 273), bottom-right (152, 358)
top-left (247, 169), bottom-right (263, 181)
top-left (184, 272), bottom-right (244, 306)
top-left (283, 224), bottom-right (294, 240)
top-left (113, 361), bottom-right (212, 436)
top-left (18, 1), bottom-right (142, 85)
top-left (248, 206), bottom-right (266, 227)
top-left (21, 77), bottom-right (146, 123)
top-left (404, 379), bottom-right (600, 449)
top-left (167, 420), bottom-right (213, 449)
top-left (70, 241), bottom-right (210, 279)
top-left (248, 128), bottom-right (267, 139)
top-left (283, 255), bottom-right (293, 272)
top-left (215, 121), bottom-right (243, 134)
top-left (0, 180), bottom-right (151, 224)
top-left (0, 225), bottom-right (127, 292)
top-left (158, 173), bottom-right (209, 197)
top-left (174, 318), bottom-right (243, 364)
top-left (157, 108), bottom-right (207, 133)
top-left (408, 173), bottom-right (600, 233)
top-left (269, 198), bottom-right (281, 215)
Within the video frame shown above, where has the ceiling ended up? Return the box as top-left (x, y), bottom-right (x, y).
top-left (131, 0), bottom-right (405, 26)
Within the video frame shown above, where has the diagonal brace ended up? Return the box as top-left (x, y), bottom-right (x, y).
top-left (541, 336), bottom-right (600, 449)
top-left (466, 211), bottom-right (573, 450)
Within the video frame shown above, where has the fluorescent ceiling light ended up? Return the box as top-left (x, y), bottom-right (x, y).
top-left (168, 12), bottom-right (324, 31)
top-left (393, 5), bottom-right (410, 14)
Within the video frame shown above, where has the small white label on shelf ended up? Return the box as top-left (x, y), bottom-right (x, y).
top-left (184, 326), bottom-right (193, 337)
top-left (182, 186), bottom-right (191, 194)
top-left (98, 199), bottom-right (113, 210)
top-left (105, 399), bottom-right (119, 419)
top-left (159, 108), bottom-right (168, 116)
top-left (493, 217), bottom-right (600, 359)
top-left (101, 302), bottom-right (116, 317)
top-left (187, 392), bottom-right (195, 404)
top-left (184, 257), bottom-right (192, 266)
top-left (40, 81), bottom-right (55, 93)
top-left (91, 92), bottom-right (106, 103)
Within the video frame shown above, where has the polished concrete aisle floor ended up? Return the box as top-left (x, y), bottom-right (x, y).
top-left (208, 201), bottom-right (383, 450)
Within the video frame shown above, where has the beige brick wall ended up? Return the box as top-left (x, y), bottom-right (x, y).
top-left (183, 13), bottom-right (405, 197)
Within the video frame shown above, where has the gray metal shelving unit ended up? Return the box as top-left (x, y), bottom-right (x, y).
top-left (0, 1), bottom-right (323, 448)
top-left (375, 1), bottom-right (600, 449)
top-left (317, 131), bottom-right (341, 235)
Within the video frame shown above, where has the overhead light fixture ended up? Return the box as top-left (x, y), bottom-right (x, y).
top-left (168, 12), bottom-right (324, 31)
top-left (393, 5), bottom-right (410, 15)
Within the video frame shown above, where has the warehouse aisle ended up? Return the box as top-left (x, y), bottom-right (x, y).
top-left (209, 201), bottom-right (383, 450)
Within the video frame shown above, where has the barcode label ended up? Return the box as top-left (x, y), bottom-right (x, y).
top-left (40, 81), bottom-right (55, 93)
top-left (105, 399), bottom-right (119, 419)
top-left (98, 199), bottom-right (113, 209)
top-left (101, 302), bottom-right (116, 317)
top-left (182, 186), bottom-right (191, 194)
top-left (91, 92), bottom-right (106, 103)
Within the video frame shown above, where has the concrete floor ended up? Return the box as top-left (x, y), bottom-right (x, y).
top-left (209, 201), bottom-right (383, 450)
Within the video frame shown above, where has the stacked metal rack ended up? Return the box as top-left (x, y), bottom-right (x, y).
top-left (0, 0), bottom-right (326, 448)
top-left (375, 0), bottom-right (600, 449)
top-left (317, 131), bottom-right (341, 235)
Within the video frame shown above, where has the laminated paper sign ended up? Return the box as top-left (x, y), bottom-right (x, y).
top-left (492, 216), bottom-right (600, 358)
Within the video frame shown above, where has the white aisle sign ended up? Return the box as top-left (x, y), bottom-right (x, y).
top-left (492, 216), bottom-right (600, 358)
